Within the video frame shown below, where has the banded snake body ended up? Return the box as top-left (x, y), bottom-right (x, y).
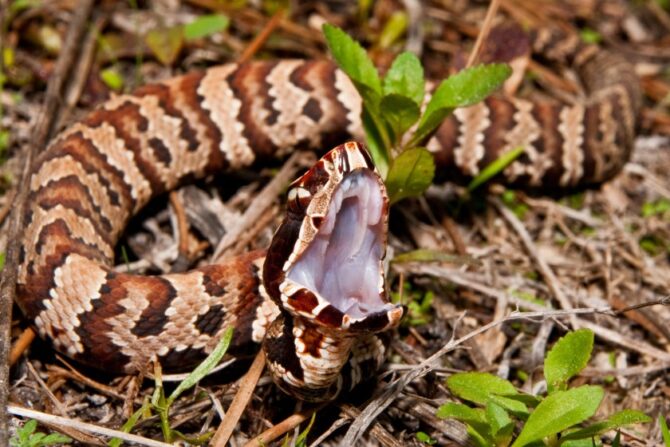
top-left (15, 27), bottom-right (640, 401)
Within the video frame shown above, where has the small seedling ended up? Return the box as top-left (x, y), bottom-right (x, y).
top-left (641, 198), bottom-right (670, 218)
top-left (416, 431), bottom-right (437, 445)
top-left (501, 190), bottom-right (528, 219)
top-left (10, 420), bottom-right (71, 447)
top-left (100, 67), bottom-right (124, 92)
top-left (108, 327), bottom-right (234, 446)
top-left (281, 412), bottom-right (316, 447)
top-left (323, 24), bottom-right (511, 202)
top-left (391, 282), bottom-right (434, 327)
top-left (437, 329), bottom-right (651, 446)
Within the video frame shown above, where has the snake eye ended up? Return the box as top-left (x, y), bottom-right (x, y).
top-left (287, 186), bottom-right (311, 213)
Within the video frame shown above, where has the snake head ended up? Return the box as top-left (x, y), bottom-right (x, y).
top-left (263, 141), bottom-right (404, 334)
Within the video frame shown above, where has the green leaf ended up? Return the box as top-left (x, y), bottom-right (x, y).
top-left (579, 27), bottom-right (602, 44)
top-left (561, 439), bottom-right (598, 447)
top-left (108, 398), bottom-right (152, 447)
top-left (100, 67), bottom-right (124, 92)
top-left (410, 63), bottom-right (511, 146)
top-left (184, 14), bottom-right (229, 41)
top-left (486, 401), bottom-right (514, 443)
top-left (385, 147), bottom-right (435, 203)
top-left (501, 392), bottom-right (541, 409)
top-left (145, 26), bottom-right (184, 66)
top-left (323, 24), bottom-right (394, 173)
top-left (436, 402), bottom-right (492, 445)
top-left (544, 329), bottom-right (594, 393)
top-left (362, 108), bottom-right (390, 177)
top-left (489, 394), bottom-right (529, 417)
top-left (30, 432), bottom-right (46, 445)
top-left (323, 23), bottom-right (381, 101)
top-left (392, 248), bottom-right (475, 265)
top-left (436, 402), bottom-right (486, 424)
top-left (465, 425), bottom-right (495, 447)
top-left (10, 419), bottom-right (72, 447)
top-left (415, 431), bottom-right (437, 445)
top-left (511, 385), bottom-right (604, 447)
top-left (641, 198), bottom-right (670, 218)
top-left (560, 409), bottom-right (651, 442)
top-left (380, 94), bottom-right (420, 141)
top-left (383, 52), bottom-right (424, 105)
top-left (467, 146), bottom-right (525, 192)
top-left (659, 414), bottom-right (670, 447)
top-left (293, 412), bottom-right (316, 447)
top-left (0, 130), bottom-right (10, 159)
top-left (167, 326), bottom-right (234, 405)
top-left (37, 433), bottom-right (72, 446)
top-left (22, 419), bottom-right (36, 438)
top-left (378, 11), bottom-right (408, 49)
top-left (446, 372), bottom-right (518, 405)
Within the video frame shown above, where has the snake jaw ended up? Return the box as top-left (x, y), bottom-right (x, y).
top-left (267, 141), bottom-right (404, 332)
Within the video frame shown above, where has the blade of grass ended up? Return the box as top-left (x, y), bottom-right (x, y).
top-left (167, 326), bottom-right (234, 406)
top-left (467, 146), bottom-right (524, 192)
top-left (660, 414), bottom-right (670, 446)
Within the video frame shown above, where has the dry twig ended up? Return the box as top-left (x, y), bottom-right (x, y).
top-left (211, 350), bottom-right (266, 447)
top-left (8, 405), bottom-right (172, 447)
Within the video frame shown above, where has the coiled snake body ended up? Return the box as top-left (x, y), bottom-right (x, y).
top-left (16, 29), bottom-right (640, 401)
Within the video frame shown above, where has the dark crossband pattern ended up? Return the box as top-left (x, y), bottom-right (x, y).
top-left (16, 31), bottom-right (639, 401)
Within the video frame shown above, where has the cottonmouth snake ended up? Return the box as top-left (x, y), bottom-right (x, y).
top-left (15, 28), bottom-right (640, 401)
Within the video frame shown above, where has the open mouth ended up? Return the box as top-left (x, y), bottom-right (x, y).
top-left (286, 170), bottom-right (393, 319)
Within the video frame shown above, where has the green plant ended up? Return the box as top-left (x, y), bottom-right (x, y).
top-left (10, 420), bottom-right (71, 447)
top-left (323, 24), bottom-right (511, 202)
top-left (108, 327), bottom-right (234, 446)
top-left (416, 431), bottom-right (437, 445)
top-left (100, 67), bottom-right (124, 91)
top-left (641, 198), bottom-right (670, 219)
top-left (437, 329), bottom-right (651, 446)
top-left (281, 412), bottom-right (316, 447)
top-left (391, 281), bottom-right (434, 327)
top-left (501, 190), bottom-right (528, 219)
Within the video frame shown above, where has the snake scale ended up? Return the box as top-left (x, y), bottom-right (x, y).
top-left (15, 28), bottom-right (640, 401)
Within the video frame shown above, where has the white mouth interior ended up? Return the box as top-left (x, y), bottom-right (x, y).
top-left (287, 171), bottom-right (392, 319)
